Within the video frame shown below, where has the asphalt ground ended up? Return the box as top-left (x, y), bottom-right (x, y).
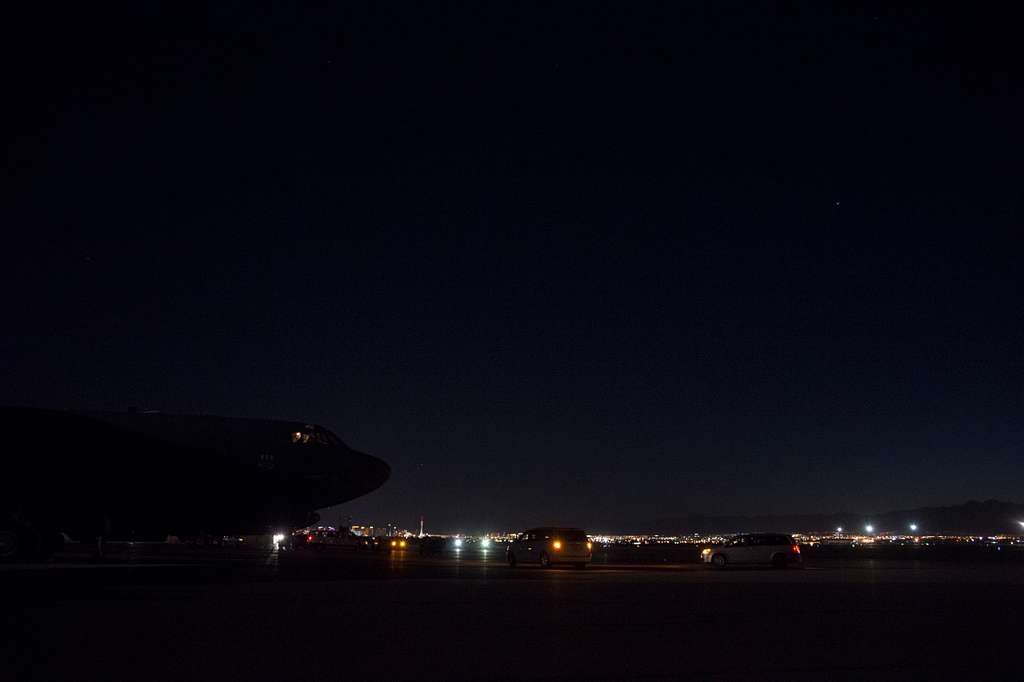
top-left (3, 546), bottom-right (1023, 681)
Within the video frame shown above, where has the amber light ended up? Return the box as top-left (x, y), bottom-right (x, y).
top-left (552, 541), bottom-right (562, 550)
top-left (586, 542), bottom-right (592, 551)
top-left (792, 545), bottom-right (801, 554)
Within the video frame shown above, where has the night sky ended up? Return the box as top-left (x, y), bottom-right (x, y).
top-left (4, 3), bottom-right (1021, 532)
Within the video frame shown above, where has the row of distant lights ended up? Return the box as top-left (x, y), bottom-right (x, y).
top-left (839, 522), bottom-right (1024, 534)
top-left (429, 522), bottom-right (1024, 541)
top-left (832, 524), bottom-right (913, 534)
top-left (837, 524), bottom-right (917, 534)
top-left (277, 523), bottom-right (1024, 550)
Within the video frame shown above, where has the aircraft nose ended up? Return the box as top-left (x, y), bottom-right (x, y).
top-left (347, 449), bottom-right (391, 496)
top-left (293, 445), bottom-right (390, 509)
top-left (310, 448), bottom-right (390, 507)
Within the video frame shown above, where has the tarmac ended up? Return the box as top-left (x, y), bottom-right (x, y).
top-left (3, 545), bottom-right (1023, 680)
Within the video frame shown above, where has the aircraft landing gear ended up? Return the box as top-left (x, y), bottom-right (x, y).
top-left (0, 527), bottom-right (22, 560)
top-left (0, 518), bottom-right (62, 562)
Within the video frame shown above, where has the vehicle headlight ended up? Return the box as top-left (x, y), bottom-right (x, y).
top-left (400, 540), bottom-right (406, 548)
top-left (586, 541), bottom-right (592, 551)
top-left (553, 541), bottom-right (562, 550)
top-left (701, 548), bottom-right (712, 556)
top-left (390, 540), bottom-right (397, 547)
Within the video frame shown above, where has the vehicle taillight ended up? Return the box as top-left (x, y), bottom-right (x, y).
top-left (307, 535), bottom-right (315, 542)
top-left (792, 544), bottom-right (800, 554)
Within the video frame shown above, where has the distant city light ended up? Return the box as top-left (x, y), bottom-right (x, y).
top-left (453, 538), bottom-right (463, 548)
top-left (865, 525), bottom-right (874, 534)
top-left (836, 527), bottom-right (843, 533)
top-left (910, 523), bottom-right (918, 532)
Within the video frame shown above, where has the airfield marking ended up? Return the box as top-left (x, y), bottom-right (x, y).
top-left (0, 562), bottom-right (202, 572)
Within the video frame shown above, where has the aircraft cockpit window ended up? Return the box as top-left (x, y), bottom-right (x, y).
top-left (290, 428), bottom-right (335, 446)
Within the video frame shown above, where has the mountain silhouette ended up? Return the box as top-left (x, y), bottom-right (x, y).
top-left (650, 500), bottom-right (1024, 535)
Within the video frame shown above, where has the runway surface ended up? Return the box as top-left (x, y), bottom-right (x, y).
top-left (3, 546), bottom-right (1022, 680)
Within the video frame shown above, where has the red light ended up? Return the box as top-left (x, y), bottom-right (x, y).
top-left (307, 535), bottom-right (315, 542)
top-left (792, 544), bottom-right (800, 554)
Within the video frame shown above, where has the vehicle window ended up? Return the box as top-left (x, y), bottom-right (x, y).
top-left (557, 530), bottom-right (588, 541)
top-left (730, 536), bottom-right (747, 547)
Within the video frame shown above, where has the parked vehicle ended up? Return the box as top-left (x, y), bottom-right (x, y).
top-left (507, 527), bottom-right (592, 568)
top-left (283, 526), bottom-right (360, 551)
top-left (700, 533), bottom-right (801, 568)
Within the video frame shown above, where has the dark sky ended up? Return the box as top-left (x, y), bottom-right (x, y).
top-left (3, 2), bottom-right (1021, 532)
